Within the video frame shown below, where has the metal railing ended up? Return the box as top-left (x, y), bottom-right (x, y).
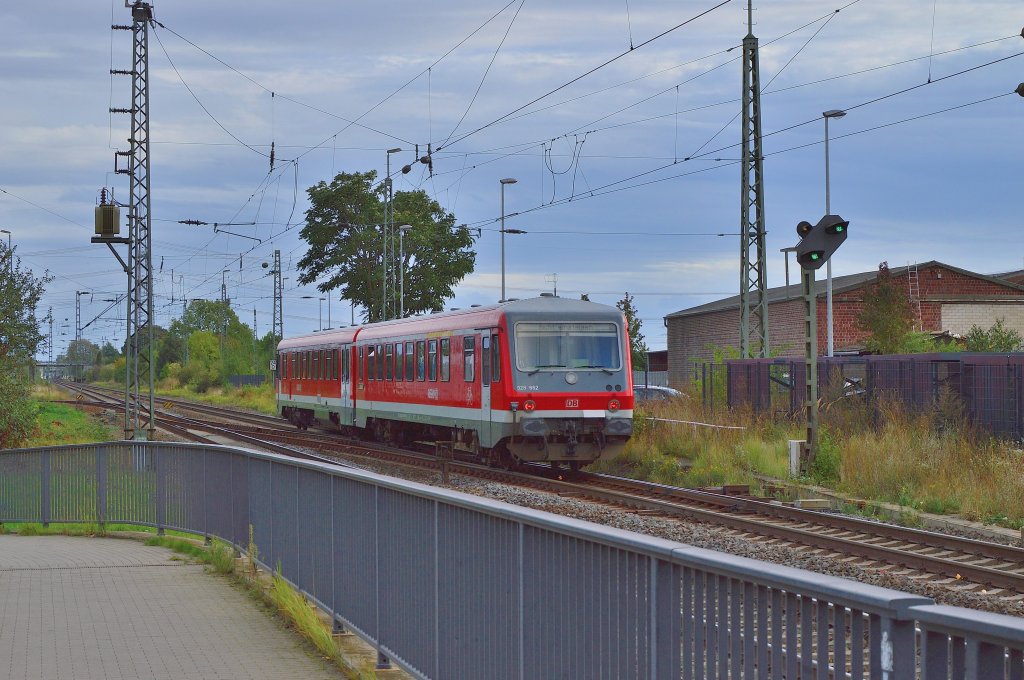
top-left (2, 442), bottom-right (1022, 679)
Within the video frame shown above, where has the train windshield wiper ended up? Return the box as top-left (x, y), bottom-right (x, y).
top-left (581, 365), bottom-right (615, 374)
top-left (527, 364), bottom-right (564, 375)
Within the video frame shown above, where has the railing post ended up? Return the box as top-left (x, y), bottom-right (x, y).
top-left (40, 450), bottom-right (51, 527)
top-left (155, 445), bottom-right (166, 536)
top-left (880, 616), bottom-right (916, 680)
top-left (650, 557), bottom-right (681, 679)
top-left (96, 446), bottom-right (107, 531)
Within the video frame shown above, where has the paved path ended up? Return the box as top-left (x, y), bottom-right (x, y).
top-left (0, 535), bottom-right (347, 680)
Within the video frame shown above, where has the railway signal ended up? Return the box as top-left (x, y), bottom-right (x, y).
top-left (795, 214), bottom-right (849, 270)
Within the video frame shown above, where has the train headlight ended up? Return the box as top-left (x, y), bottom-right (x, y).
top-left (564, 372), bottom-right (578, 385)
top-left (524, 399), bottom-right (536, 412)
top-left (607, 398), bottom-right (620, 412)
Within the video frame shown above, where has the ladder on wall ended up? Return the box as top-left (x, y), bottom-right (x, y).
top-left (908, 262), bottom-right (922, 331)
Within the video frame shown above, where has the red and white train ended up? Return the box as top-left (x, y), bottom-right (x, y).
top-left (276, 295), bottom-right (634, 468)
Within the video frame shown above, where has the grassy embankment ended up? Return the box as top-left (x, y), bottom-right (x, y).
top-left (593, 392), bottom-right (1024, 530)
top-left (22, 383), bottom-right (120, 447)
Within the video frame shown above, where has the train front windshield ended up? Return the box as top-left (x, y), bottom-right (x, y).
top-left (514, 322), bottom-right (621, 372)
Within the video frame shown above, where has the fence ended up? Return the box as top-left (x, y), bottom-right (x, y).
top-left (693, 354), bottom-right (1024, 439)
top-left (634, 369), bottom-right (669, 387)
top-left (227, 374), bottom-right (267, 387)
top-left (2, 442), bottom-right (1022, 679)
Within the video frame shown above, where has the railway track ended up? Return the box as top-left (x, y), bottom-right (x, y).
top-left (54, 381), bottom-right (1024, 600)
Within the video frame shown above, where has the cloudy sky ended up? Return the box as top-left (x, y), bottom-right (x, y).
top-left (2, 1), bottom-right (1021, 356)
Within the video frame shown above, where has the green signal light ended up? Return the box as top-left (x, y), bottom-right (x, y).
top-left (810, 253), bottom-right (821, 260)
top-left (833, 225), bottom-right (844, 233)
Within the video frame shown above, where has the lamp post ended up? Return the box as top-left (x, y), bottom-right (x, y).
top-left (0, 229), bottom-right (10, 275)
top-left (399, 224), bottom-right (412, 317)
top-left (499, 178), bottom-right (517, 302)
top-left (823, 109), bottom-right (846, 357)
top-left (384, 147), bottom-right (403, 320)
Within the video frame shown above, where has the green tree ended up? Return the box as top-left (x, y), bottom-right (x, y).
top-left (63, 338), bottom-right (99, 380)
top-left (616, 292), bottom-right (649, 370)
top-left (296, 171), bottom-right (475, 322)
top-left (963, 318), bottom-right (1023, 352)
top-left (857, 262), bottom-right (913, 354)
top-left (0, 245), bottom-right (51, 447)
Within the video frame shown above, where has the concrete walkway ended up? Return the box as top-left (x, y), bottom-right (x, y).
top-left (0, 535), bottom-right (347, 680)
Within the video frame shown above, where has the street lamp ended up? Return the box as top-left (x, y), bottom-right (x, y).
top-left (499, 178), bottom-right (518, 302)
top-left (823, 109), bottom-right (846, 357)
top-left (399, 224), bottom-right (413, 317)
top-left (300, 295), bottom-right (325, 330)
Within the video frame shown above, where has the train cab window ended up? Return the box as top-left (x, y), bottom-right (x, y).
top-left (427, 340), bottom-right (438, 381)
top-left (464, 336), bottom-right (475, 382)
top-left (416, 341), bottom-right (426, 381)
top-left (395, 343), bottom-right (404, 381)
top-left (376, 343), bottom-right (384, 381)
top-left (366, 345), bottom-right (375, 381)
top-left (385, 344), bottom-right (394, 381)
top-left (482, 336), bottom-right (491, 387)
top-left (405, 341), bottom-right (414, 381)
top-left (440, 339), bottom-right (450, 381)
top-left (491, 334), bottom-right (501, 383)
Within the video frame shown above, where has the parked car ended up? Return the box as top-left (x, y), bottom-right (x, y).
top-left (634, 385), bottom-right (685, 403)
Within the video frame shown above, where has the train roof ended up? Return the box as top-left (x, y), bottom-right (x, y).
top-left (277, 296), bottom-right (623, 350)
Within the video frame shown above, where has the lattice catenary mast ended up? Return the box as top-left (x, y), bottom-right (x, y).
top-left (738, 1), bottom-right (769, 358)
top-left (111, 1), bottom-right (155, 439)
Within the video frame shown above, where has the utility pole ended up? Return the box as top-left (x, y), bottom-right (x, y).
top-left (48, 308), bottom-right (53, 364)
top-left (221, 269), bottom-right (229, 353)
top-left (272, 249), bottom-right (283, 343)
top-left (111, 0), bottom-right (155, 439)
top-left (738, 0), bottom-right (769, 358)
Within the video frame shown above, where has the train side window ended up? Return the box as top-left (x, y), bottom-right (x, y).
top-left (385, 344), bottom-right (394, 381)
top-left (333, 350), bottom-right (339, 380)
top-left (427, 340), bottom-right (438, 381)
top-left (376, 343), bottom-right (384, 381)
top-left (405, 342), bottom-right (414, 381)
top-left (342, 348), bottom-right (349, 381)
top-left (395, 343), bottom-right (404, 381)
top-left (464, 336), bottom-right (475, 382)
top-left (291, 353), bottom-right (296, 380)
top-left (300, 351), bottom-right (306, 380)
top-left (482, 336), bottom-right (491, 387)
top-left (366, 345), bottom-right (375, 381)
top-left (315, 351), bottom-right (321, 380)
top-left (358, 346), bottom-right (365, 381)
top-left (491, 334), bottom-right (501, 383)
top-left (416, 341), bottom-right (426, 381)
top-left (440, 339), bottom-right (450, 381)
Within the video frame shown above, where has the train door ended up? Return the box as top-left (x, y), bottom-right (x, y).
top-left (480, 333), bottom-right (493, 447)
top-left (339, 346), bottom-right (353, 426)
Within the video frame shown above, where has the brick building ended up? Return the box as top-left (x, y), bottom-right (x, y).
top-left (664, 261), bottom-right (1024, 388)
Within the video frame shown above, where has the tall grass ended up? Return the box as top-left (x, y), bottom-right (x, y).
top-left (605, 389), bottom-right (1024, 528)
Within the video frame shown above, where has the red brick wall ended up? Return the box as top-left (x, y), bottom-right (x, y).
top-left (666, 264), bottom-right (1024, 387)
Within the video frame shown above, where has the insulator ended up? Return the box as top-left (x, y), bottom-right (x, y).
top-left (110, 69), bottom-right (134, 76)
top-left (110, 108), bottom-right (133, 114)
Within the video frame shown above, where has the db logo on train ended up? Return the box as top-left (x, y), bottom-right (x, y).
top-left (565, 399), bottom-right (579, 408)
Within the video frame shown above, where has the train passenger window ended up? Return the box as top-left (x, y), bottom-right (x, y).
top-left (291, 353), bottom-right (296, 380)
top-left (440, 339), bottom-right (450, 381)
top-left (416, 341), bottom-right (426, 381)
top-left (314, 351), bottom-right (320, 380)
top-left (376, 343), bottom-right (384, 381)
top-left (385, 344), bottom-right (394, 381)
top-left (404, 342), bottom-right (414, 381)
top-left (464, 336), bottom-right (475, 382)
top-left (427, 340), bottom-right (438, 381)
top-left (358, 346), bottom-right (365, 381)
top-left (342, 348), bottom-right (349, 381)
top-left (482, 336), bottom-right (490, 387)
top-left (492, 334), bottom-right (500, 383)
top-left (395, 343), bottom-right (404, 381)
top-left (366, 345), bottom-right (375, 381)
